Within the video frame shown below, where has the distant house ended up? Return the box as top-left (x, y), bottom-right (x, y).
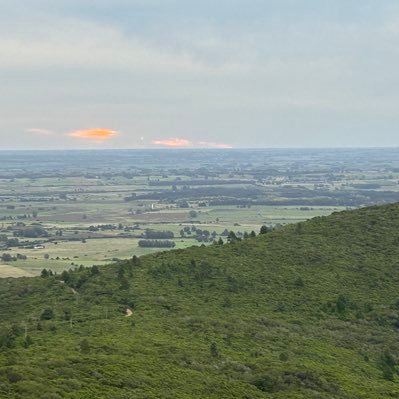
top-left (33, 245), bottom-right (45, 250)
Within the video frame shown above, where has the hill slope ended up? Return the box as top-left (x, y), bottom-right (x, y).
top-left (1, 204), bottom-right (399, 398)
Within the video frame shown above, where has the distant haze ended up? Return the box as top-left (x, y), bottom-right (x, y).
top-left (1, 1), bottom-right (399, 149)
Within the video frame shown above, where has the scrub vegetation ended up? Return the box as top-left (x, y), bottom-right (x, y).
top-left (1, 203), bottom-right (399, 398)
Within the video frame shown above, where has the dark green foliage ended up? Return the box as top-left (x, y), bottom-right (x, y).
top-left (380, 351), bottom-right (397, 381)
top-left (40, 268), bottom-right (49, 278)
top-left (132, 255), bottom-right (141, 266)
top-left (40, 308), bottom-right (54, 320)
top-left (336, 294), bottom-right (349, 315)
top-left (144, 229), bottom-right (174, 239)
top-left (210, 342), bottom-right (219, 358)
top-left (293, 276), bottom-right (304, 287)
top-left (2, 204), bottom-right (399, 397)
top-left (79, 339), bottom-right (90, 354)
top-left (0, 328), bottom-right (17, 349)
top-left (23, 335), bottom-right (33, 348)
top-left (227, 231), bottom-right (238, 242)
top-left (138, 239), bottom-right (176, 248)
top-left (91, 265), bottom-right (100, 275)
top-left (6, 369), bottom-right (23, 384)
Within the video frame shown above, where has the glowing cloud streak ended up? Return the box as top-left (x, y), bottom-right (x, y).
top-left (152, 137), bottom-right (232, 149)
top-left (152, 138), bottom-right (192, 147)
top-left (67, 128), bottom-right (118, 141)
top-left (198, 141), bottom-right (233, 149)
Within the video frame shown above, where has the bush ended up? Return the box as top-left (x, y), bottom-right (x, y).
top-left (40, 308), bottom-right (55, 320)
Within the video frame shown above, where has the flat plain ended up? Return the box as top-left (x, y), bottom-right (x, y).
top-left (1, 148), bottom-right (398, 276)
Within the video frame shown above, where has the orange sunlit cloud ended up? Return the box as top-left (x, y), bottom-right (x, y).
top-left (67, 128), bottom-right (118, 141)
top-left (198, 141), bottom-right (233, 149)
top-left (152, 138), bottom-right (192, 147)
top-left (152, 137), bottom-right (233, 149)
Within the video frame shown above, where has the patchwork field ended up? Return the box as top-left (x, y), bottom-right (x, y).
top-left (1, 148), bottom-right (398, 277)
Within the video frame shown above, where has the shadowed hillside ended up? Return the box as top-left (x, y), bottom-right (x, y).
top-left (1, 204), bottom-right (399, 398)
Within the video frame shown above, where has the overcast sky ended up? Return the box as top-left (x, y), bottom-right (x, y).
top-left (1, 0), bottom-right (399, 149)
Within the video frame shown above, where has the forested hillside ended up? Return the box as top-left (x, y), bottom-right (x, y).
top-left (1, 204), bottom-right (399, 398)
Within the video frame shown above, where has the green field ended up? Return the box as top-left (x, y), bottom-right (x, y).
top-left (2, 148), bottom-right (398, 277)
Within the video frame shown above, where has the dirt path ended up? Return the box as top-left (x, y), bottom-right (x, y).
top-left (125, 308), bottom-right (133, 317)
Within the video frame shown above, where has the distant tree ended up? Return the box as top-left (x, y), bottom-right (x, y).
top-left (250, 231), bottom-right (256, 238)
top-left (117, 265), bottom-right (125, 280)
top-left (6, 238), bottom-right (19, 247)
top-left (63, 309), bottom-right (72, 321)
top-left (119, 276), bottom-right (130, 290)
top-left (145, 230), bottom-right (174, 239)
top-left (43, 253), bottom-right (49, 260)
top-left (23, 335), bottom-right (33, 348)
top-left (295, 223), bottom-right (303, 235)
top-left (294, 277), bottom-right (304, 287)
top-left (138, 240), bottom-right (175, 248)
top-left (79, 339), bottom-right (90, 354)
top-left (189, 210), bottom-right (198, 218)
top-left (40, 308), bottom-right (55, 320)
top-left (40, 269), bottom-right (49, 278)
top-left (1, 253), bottom-right (13, 262)
top-left (218, 237), bottom-right (224, 245)
top-left (61, 270), bottom-right (70, 283)
top-left (210, 342), bottom-right (219, 358)
top-left (260, 225), bottom-right (269, 234)
top-left (132, 255), bottom-right (141, 266)
top-left (227, 231), bottom-right (238, 242)
top-left (336, 295), bottom-right (348, 314)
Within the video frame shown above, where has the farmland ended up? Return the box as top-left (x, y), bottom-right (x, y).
top-left (0, 148), bottom-right (398, 276)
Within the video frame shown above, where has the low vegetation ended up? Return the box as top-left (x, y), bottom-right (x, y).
top-left (1, 203), bottom-right (399, 397)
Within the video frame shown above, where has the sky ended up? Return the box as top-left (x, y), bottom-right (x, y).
top-left (1, 0), bottom-right (399, 149)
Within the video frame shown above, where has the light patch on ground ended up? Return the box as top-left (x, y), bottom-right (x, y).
top-left (0, 264), bottom-right (34, 278)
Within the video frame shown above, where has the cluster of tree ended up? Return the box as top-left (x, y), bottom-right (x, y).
top-left (13, 225), bottom-right (49, 238)
top-left (148, 179), bottom-right (254, 186)
top-left (134, 186), bottom-right (262, 201)
top-left (138, 240), bottom-right (176, 248)
top-left (144, 230), bottom-right (174, 239)
top-left (0, 236), bottom-right (20, 247)
top-left (87, 223), bottom-right (127, 231)
top-left (1, 253), bottom-right (27, 262)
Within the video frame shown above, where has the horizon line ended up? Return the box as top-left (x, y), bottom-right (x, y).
top-left (0, 146), bottom-right (399, 152)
